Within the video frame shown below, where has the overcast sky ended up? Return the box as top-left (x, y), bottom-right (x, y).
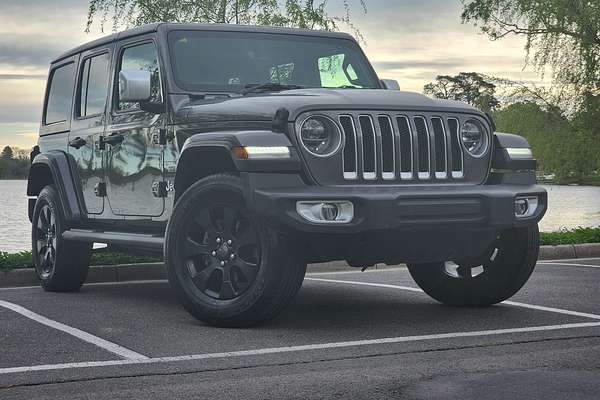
top-left (0, 0), bottom-right (540, 149)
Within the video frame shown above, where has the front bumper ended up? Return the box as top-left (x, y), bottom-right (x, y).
top-left (246, 174), bottom-right (547, 265)
top-left (251, 181), bottom-right (547, 234)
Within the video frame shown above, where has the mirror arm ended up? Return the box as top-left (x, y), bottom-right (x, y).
top-left (140, 101), bottom-right (166, 114)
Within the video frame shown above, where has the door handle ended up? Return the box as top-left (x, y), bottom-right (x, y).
top-left (68, 137), bottom-right (87, 149)
top-left (99, 134), bottom-right (124, 149)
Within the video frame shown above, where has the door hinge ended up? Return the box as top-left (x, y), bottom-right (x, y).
top-left (94, 182), bottom-right (107, 197)
top-left (152, 181), bottom-right (168, 198)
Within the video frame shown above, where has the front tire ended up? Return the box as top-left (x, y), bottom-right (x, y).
top-left (165, 174), bottom-right (306, 327)
top-left (31, 185), bottom-right (92, 292)
top-left (408, 225), bottom-right (539, 307)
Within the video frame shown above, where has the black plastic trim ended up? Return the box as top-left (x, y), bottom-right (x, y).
top-left (27, 151), bottom-right (84, 225)
top-left (62, 229), bottom-right (164, 251)
top-left (178, 130), bottom-right (301, 172)
top-left (248, 173), bottom-right (547, 235)
top-left (492, 133), bottom-right (537, 171)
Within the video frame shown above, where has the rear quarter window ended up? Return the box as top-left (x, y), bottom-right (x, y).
top-left (44, 63), bottom-right (76, 125)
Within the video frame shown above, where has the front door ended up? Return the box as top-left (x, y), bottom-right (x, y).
top-left (105, 39), bottom-right (164, 217)
top-left (68, 47), bottom-right (113, 215)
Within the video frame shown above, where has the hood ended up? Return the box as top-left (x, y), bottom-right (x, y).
top-left (173, 89), bottom-right (483, 124)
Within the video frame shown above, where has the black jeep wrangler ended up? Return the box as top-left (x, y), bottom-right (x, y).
top-left (28, 23), bottom-right (546, 327)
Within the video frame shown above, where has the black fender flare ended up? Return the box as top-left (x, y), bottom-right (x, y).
top-left (492, 132), bottom-right (537, 171)
top-left (27, 151), bottom-right (83, 224)
top-left (174, 130), bottom-right (301, 202)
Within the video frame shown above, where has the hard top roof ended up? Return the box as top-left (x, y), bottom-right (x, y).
top-left (52, 23), bottom-right (356, 64)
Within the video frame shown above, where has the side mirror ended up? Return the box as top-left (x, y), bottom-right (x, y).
top-left (380, 79), bottom-right (400, 91)
top-left (119, 70), bottom-right (152, 102)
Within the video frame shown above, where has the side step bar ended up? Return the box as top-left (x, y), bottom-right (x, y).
top-left (62, 229), bottom-right (164, 251)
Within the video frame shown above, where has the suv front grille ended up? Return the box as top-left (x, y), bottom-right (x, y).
top-left (338, 113), bottom-right (465, 182)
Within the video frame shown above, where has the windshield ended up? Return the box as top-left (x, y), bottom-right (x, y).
top-left (168, 30), bottom-right (380, 93)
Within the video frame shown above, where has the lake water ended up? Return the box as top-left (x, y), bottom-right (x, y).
top-left (0, 180), bottom-right (598, 253)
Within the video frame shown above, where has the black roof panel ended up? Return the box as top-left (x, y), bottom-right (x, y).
top-left (52, 22), bottom-right (355, 64)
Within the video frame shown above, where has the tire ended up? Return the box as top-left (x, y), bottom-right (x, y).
top-left (31, 185), bottom-right (92, 292)
top-left (165, 174), bottom-right (307, 327)
top-left (407, 225), bottom-right (540, 307)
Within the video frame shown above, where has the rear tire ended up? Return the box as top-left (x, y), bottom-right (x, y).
top-left (31, 185), bottom-right (92, 292)
top-left (165, 174), bottom-right (306, 327)
top-left (408, 225), bottom-right (539, 306)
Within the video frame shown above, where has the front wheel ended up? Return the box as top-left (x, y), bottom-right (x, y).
top-left (165, 174), bottom-right (306, 327)
top-left (408, 225), bottom-right (539, 307)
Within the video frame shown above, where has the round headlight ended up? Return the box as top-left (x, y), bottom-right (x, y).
top-left (461, 119), bottom-right (489, 157)
top-left (299, 116), bottom-right (342, 157)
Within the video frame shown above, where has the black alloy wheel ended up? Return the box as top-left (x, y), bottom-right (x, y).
top-left (183, 204), bottom-right (261, 300)
top-left (165, 174), bottom-right (307, 327)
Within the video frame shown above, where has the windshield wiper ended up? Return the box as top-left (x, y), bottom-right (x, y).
top-left (241, 83), bottom-right (304, 96)
top-left (323, 85), bottom-right (366, 89)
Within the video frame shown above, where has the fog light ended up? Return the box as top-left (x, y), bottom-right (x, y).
top-left (320, 203), bottom-right (339, 221)
top-left (515, 196), bottom-right (539, 218)
top-left (296, 201), bottom-right (354, 224)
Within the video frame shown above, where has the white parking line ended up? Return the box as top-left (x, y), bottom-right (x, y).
top-left (2, 321), bottom-right (599, 375)
top-left (305, 278), bottom-right (600, 320)
top-left (2, 266), bottom-right (599, 375)
top-left (0, 300), bottom-right (148, 360)
top-left (538, 262), bottom-right (600, 269)
top-left (0, 280), bottom-right (170, 291)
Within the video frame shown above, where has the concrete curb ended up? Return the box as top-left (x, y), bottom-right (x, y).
top-left (538, 243), bottom-right (600, 260)
top-left (2, 244), bottom-right (599, 288)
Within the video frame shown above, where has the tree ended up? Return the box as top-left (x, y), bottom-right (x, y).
top-left (86, 0), bottom-right (367, 39)
top-left (493, 101), bottom-right (599, 182)
top-left (423, 72), bottom-right (500, 112)
top-left (461, 1), bottom-right (600, 101)
top-left (1, 146), bottom-right (13, 160)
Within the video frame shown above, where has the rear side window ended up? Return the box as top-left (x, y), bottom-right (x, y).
top-left (45, 63), bottom-right (75, 125)
top-left (118, 42), bottom-right (161, 111)
top-left (78, 53), bottom-right (110, 117)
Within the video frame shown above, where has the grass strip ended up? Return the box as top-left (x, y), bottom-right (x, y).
top-left (1, 250), bottom-right (161, 271)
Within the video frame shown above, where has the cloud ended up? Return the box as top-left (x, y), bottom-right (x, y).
top-left (0, 37), bottom-right (62, 68)
top-left (373, 59), bottom-right (470, 72)
top-left (0, 74), bottom-right (46, 81)
top-left (0, 122), bottom-right (40, 148)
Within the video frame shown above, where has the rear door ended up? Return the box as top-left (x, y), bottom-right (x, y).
top-left (68, 46), bottom-right (113, 215)
top-left (104, 37), bottom-right (165, 217)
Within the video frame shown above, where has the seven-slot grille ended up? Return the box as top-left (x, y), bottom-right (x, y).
top-left (338, 113), bottom-right (465, 182)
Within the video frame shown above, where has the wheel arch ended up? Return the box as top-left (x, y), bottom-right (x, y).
top-left (174, 145), bottom-right (239, 203)
top-left (27, 152), bottom-right (83, 224)
top-left (173, 130), bottom-right (301, 204)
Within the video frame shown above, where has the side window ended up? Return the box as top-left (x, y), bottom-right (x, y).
top-left (78, 53), bottom-right (110, 117)
top-left (318, 54), bottom-right (362, 88)
top-left (118, 42), bottom-right (161, 111)
top-left (45, 63), bottom-right (75, 125)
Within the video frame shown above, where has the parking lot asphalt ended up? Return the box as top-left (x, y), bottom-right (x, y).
top-left (1, 258), bottom-right (599, 399)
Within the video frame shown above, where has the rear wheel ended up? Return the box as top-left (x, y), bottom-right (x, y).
top-left (165, 174), bottom-right (306, 327)
top-left (408, 225), bottom-right (539, 306)
top-left (31, 185), bottom-right (92, 292)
